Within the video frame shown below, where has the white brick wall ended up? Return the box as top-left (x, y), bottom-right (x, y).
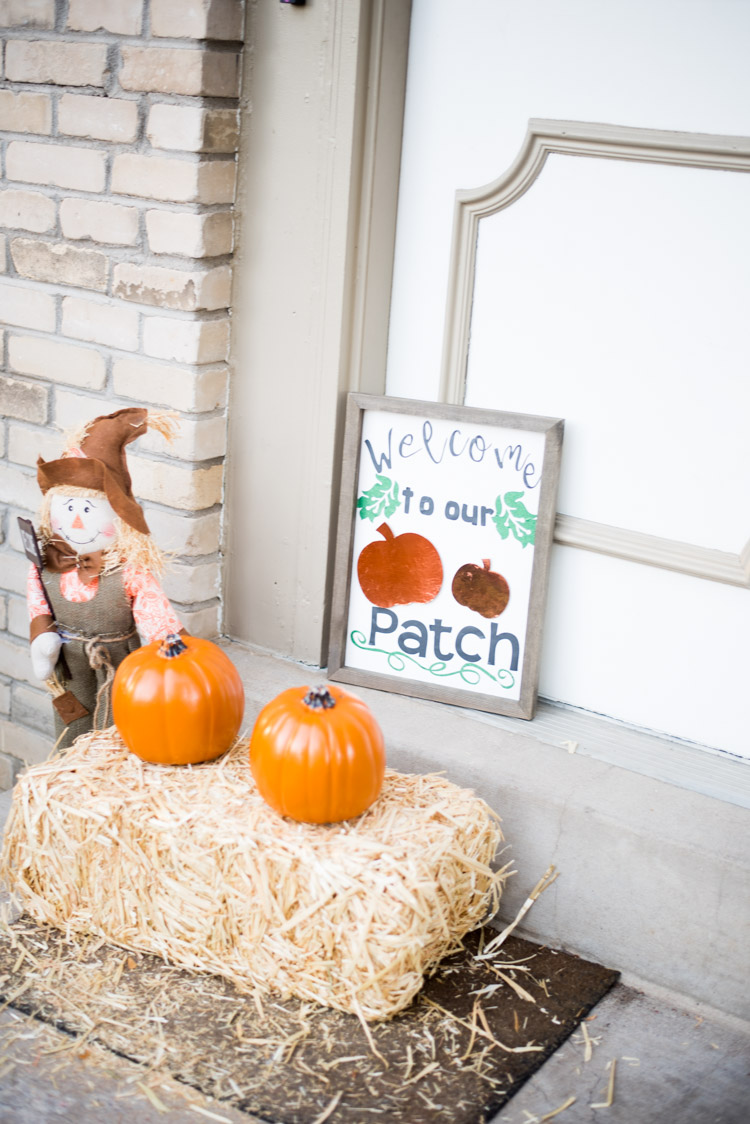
top-left (0, 4), bottom-right (245, 774)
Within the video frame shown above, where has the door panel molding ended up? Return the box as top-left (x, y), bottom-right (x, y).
top-left (555, 515), bottom-right (750, 588)
top-left (440, 119), bottom-right (750, 586)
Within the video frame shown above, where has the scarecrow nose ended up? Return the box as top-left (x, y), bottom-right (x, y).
top-left (71, 514), bottom-right (85, 529)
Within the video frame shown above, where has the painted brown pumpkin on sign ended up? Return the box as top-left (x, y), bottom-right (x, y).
top-left (357, 523), bottom-right (443, 608)
top-left (452, 559), bottom-right (510, 619)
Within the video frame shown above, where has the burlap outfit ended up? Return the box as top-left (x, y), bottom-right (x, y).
top-left (42, 570), bottom-right (140, 749)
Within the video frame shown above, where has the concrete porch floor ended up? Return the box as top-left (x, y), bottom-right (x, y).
top-left (0, 641), bottom-right (748, 1122)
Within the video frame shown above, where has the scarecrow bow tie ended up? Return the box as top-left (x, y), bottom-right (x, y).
top-left (44, 538), bottom-right (105, 585)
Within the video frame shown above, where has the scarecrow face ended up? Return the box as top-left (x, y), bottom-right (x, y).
top-left (49, 493), bottom-right (118, 555)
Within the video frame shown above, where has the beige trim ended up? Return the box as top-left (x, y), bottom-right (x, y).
top-left (225, 0), bottom-right (410, 662)
top-left (347, 0), bottom-right (412, 398)
top-left (555, 516), bottom-right (750, 588)
top-left (440, 119), bottom-right (750, 588)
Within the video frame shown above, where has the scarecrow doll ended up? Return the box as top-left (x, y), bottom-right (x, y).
top-left (26, 407), bottom-right (183, 749)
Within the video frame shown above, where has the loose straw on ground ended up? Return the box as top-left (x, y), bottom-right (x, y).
top-left (478, 865), bottom-right (559, 959)
top-left (590, 1058), bottom-right (617, 1108)
top-left (539, 1095), bottom-right (577, 1121)
top-left (0, 727), bottom-right (509, 1022)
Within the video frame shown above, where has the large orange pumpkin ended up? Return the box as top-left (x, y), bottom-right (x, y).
top-left (357, 522), bottom-right (443, 607)
top-left (113, 634), bottom-right (245, 765)
top-left (249, 684), bottom-right (385, 823)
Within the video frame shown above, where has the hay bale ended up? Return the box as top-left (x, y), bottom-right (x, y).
top-left (0, 728), bottom-right (509, 1021)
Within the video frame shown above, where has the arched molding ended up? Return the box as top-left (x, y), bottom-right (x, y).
top-left (439, 119), bottom-right (750, 588)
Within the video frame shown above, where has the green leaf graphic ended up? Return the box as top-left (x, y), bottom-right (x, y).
top-left (357, 475), bottom-right (401, 522)
top-left (493, 490), bottom-right (537, 548)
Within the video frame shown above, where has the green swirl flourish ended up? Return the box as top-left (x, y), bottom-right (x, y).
top-left (349, 631), bottom-right (515, 690)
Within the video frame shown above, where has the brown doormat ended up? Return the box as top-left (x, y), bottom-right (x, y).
top-left (0, 915), bottom-right (618, 1124)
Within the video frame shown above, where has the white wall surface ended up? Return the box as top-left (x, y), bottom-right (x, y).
top-left (386, 0), bottom-right (750, 755)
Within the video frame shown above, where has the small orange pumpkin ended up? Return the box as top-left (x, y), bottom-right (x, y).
top-left (113, 634), bottom-right (245, 765)
top-left (249, 684), bottom-right (386, 823)
top-left (452, 558), bottom-right (510, 619)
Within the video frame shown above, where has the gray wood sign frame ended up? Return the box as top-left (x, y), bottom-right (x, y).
top-left (327, 393), bottom-right (564, 719)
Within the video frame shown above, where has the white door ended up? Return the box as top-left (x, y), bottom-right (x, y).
top-left (386, 0), bottom-right (750, 756)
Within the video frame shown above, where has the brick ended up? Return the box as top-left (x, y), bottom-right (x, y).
top-left (11, 238), bottom-right (108, 292)
top-left (112, 357), bottom-right (228, 412)
top-left (119, 46), bottom-right (240, 98)
top-left (146, 105), bottom-right (239, 153)
top-left (0, 715), bottom-right (54, 766)
top-left (12, 682), bottom-right (54, 733)
top-left (52, 388), bottom-right (113, 434)
top-left (0, 189), bottom-right (56, 234)
top-left (5, 40), bottom-right (108, 88)
top-left (146, 209), bottom-right (233, 258)
top-left (162, 559), bottom-right (220, 604)
top-left (0, 679), bottom-right (9, 716)
top-left (173, 602), bottom-right (219, 638)
top-left (7, 141), bottom-right (106, 193)
top-left (140, 413), bottom-right (226, 461)
top-left (0, 375), bottom-right (48, 424)
top-left (111, 153), bottom-right (235, 205)
top-left (0, 279), bottom-right (56, 331)
top-left (0, 548), bottom-right (34, 597)
top-left (0, 236), bottom-right (6, 272)
top-left (0, 90), bottom-right (51, 135)
top-left (59, 198), bottom-right (139, 247)
top-left (142, 315), bottom-right (230, 363)
top-left (113, 262), bottom-right (231, 311)
top-left (61, 295), bottom-right (139, 351)
top-left (9, 334), bottom-right (106, 390)
top-left (142, 506), bottom-right (221, 556)
top-left (128, 456), bottom-right (223, 510)
top-left (59, 94), bottom-right (139, 144)
top-left (151, 0), bottom-right (243, 41)
top-left (0, 755), bottom-right (20, 792)
top-left (67, 0), bottom-right (143, 35)
top-left (0, 1), bottom-right (54, 29)
top-left (198, 161), bottom-right (237, 205)
top-left (8, 595), bottom-right (31, 639)
top-left (0, 463), bottom-right (39, 516)
top-left (8, 421), bottom-right (61, 467)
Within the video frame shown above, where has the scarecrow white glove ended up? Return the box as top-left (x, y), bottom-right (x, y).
top-left (31, 631), bottom-right (63, 681)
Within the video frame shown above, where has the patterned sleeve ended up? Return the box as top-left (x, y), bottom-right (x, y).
top-left (27, 564), bottom-right (50, 620)
top-left (123, 566), bottom-right (183, 643)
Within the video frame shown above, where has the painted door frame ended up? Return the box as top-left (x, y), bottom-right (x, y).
top-left (225, 0), bottom-right (411, 664)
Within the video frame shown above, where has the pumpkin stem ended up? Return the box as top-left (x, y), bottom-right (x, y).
top-left (376, 523), bottom-right (395, 541)
top-left (302, 685), bottom-right (337, 710)
top-left (158, 633), bottom-right (188, 659)
top-left (482, 558), bottom-right (491, 570)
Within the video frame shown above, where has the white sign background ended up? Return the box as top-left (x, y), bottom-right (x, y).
top-left (343, 409), bottom-right (550, 702)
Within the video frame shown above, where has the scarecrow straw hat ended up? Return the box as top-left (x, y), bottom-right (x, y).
top-left (37, 408), bottom-right (154, 535)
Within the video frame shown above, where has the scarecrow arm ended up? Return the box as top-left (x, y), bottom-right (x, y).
top-left (30, 630), bottom-right (63, 681)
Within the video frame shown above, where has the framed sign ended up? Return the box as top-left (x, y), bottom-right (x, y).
top-left (328, 394), bottom-right (564, 719)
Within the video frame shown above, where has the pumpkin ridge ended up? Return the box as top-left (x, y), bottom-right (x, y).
top-left (186, 652), bottom-right (216, 761)
top-left (344, 707), bottom-right (385, 815)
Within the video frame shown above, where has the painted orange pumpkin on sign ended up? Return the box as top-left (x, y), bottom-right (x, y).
top-left (357, 523), bottom-right (443, 608)
top-left (452, 558), bottom-right (510, 619)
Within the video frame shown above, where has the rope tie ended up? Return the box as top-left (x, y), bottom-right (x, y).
top-left (80, 626), bottom-right (138, 731)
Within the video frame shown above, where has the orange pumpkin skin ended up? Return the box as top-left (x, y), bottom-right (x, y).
top-left (113, 635), bottom-right (245, 765)
top-left (357, 522), bottom-right (443, 607)
top-left (249, 685), bottom-right (386, 824)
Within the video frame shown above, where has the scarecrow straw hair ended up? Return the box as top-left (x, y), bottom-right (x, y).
top-left (38, 486), bottom-right (167, 576)
top-left (0, 729), bottom-right (509, 1022)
